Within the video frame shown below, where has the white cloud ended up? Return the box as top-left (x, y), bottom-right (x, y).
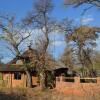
top-left (75, 15), bottom-right (94, 25)
top-left (82, 17), bottom-right (94, 25)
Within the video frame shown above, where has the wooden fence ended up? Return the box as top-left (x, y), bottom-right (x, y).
top-left (56, 76), bottom-right (100, 83)
top-left (55, 76), bottom-right (100, 95)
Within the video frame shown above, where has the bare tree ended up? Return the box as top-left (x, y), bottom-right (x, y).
top-left (0, 15), bottom-right (31, 56)
top-left (23, 0), bottom-right (59, 89)
top-left (0, 15), bottom-right (34, 87)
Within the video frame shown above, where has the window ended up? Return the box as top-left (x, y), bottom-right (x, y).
top-left (14, 72), bottom-right (21, 80)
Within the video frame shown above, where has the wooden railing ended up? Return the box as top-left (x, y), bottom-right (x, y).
top-left (63, 77), bottom-right (75, 82)
top-left (56, 76), bottom-right (100, 83)
top-left (56, 77), bottom-right (75, 82)
top-left (80, 77), bottom-right (97, 83)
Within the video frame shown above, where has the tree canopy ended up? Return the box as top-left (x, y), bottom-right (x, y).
top-left (66, 25), bottom-right (100, 77)
top-left (64, 0), bottom-right (100, 7)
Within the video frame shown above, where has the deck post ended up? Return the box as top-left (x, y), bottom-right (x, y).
top-left (60, 76), bottom-right (64, 82)
top-left (97, 77), bottom-right (100, 84)
top-left (74, 77), bottom-right (80, 83)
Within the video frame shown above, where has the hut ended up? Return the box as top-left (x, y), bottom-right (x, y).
top-left (0, 47), bottom-right (38, 88)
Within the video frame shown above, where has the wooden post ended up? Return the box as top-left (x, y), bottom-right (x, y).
top-left (2, 72), bottom-right (3, 80)
top-left (10, 73), bottom-right (12, 88)
top-left (60, 76), bottom-right (64, 82)
top-left (8, 72), bottom-right (10, 88)
top-left (74, 77), bottom-right (80, 83)
top-left (23, 73), bottom-right (27, 87)
top-left (97, 77), bottom-right (100, 84)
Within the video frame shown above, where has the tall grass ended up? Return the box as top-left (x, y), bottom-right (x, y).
top-left (0, 87), bottom-right (100, 100)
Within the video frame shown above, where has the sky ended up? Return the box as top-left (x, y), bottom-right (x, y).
top-left (0, 0), bottom-right (100, 63)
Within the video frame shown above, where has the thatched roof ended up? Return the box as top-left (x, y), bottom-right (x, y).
top-left (8, 47), bottom-right (37, 64)
top-left (21, 48), bottom-right (37, 58)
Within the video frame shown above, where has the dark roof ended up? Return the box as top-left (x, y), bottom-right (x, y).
top-left (46, 61), bottom-right (68, 71)
top-left (0, 64), bottom-right (25, 72)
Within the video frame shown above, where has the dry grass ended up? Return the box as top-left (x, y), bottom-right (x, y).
top-left (0, 87), bottom-right (100, 100)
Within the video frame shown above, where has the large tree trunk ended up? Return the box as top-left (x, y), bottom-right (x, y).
top-left (78, 45), bottom-right (86, 77)
top-left (25, 70), bottom-right (32, 88)
top-left (45, 71), bottom-right (56, 89)
top-left (38, 53), bottom-right (47, 90)
top-left (78, 44), bottom-right (96, 77)
top-left (83, 49), bottom-right (96, 77)
top-left (39, 70), bottom-right (46, 90)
